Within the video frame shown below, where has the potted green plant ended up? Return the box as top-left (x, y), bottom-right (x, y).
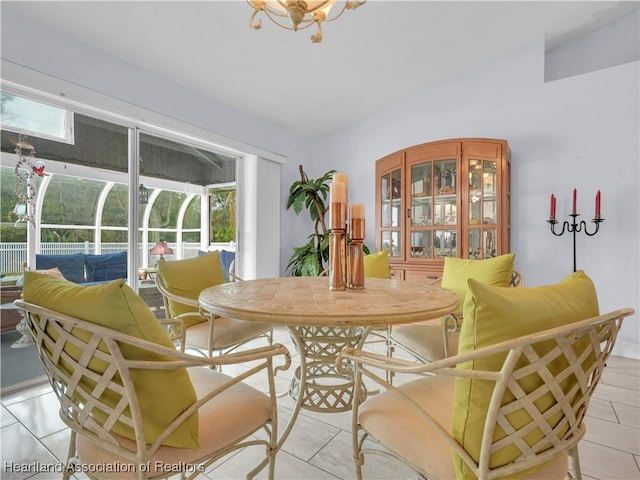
top-left (286, 165), bottom-right (335, 276)
top-left (286, 165), bottom-right (369, 276)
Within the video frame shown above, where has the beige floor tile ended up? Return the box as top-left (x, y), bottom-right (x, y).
top-left (206, 445), bottom-right (339, 480)
top-left (39, 428), bottom-right (73, 464)
top-left (584, 398), bottom-right (617, 423)
top-left (0, 404), bottom-right (17, 428)
top-left (584, 416), bottom-right (640, 455)
top-left (593, 382), bottom-right (640, 408)
top-left (606, 356), bottom-right (640, 377)
top-left (5, 391), bottom-right (67, 438)
top-left (602, 370), bottom-right (640, 391)
top-left (578, 439), bottom-right (640, 479)
top-left (612, 402), bottom-right (640, 428)
top-left (0, 422), bottom-right (60, 480)
top-left (308, 430), bottom-right (358, 480)
top-left (277, 408), bottom-right (342, 462)
top-left (310, 430), bottom-right (420, 480)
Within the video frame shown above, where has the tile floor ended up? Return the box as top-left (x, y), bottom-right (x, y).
top-left (1, 325), bottom-right (639, 480)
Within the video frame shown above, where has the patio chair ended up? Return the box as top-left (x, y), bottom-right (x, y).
top-left (337, 271), bottom-right (633, 480)
top-left (156, 251), bottom-right (272, 358)
top-left (359, 250), bottom-right (398, 353)
top-left (15, 290), bottom-right (290, 480)
top-left (390, 255), bottom-right (521, 363)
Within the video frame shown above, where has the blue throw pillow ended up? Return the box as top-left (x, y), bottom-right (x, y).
top-left (85, 251), bottom-right (128, 282)
top-left (36, 253), bottom-right (86, 284)
top-left (219, 250), bottom-right (235, 281)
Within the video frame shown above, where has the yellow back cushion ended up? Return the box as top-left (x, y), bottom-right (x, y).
top-left (158, 251), bottom-right (226, 327)
top-left (22, 272), bottom-right (199, 449)
top-left (441, 253), bottom-right (515, 312)
top-left (363, 250), bottom-right (391, 279)
top-left (452, 270), bottom-right (599, 479)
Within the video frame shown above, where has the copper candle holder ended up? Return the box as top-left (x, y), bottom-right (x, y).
top-left (329, 230), bottom-right (347, 290)
top-left (329, 202), bottom-right (347, 291)
top-left (348, 218), bottom-right (365, 289)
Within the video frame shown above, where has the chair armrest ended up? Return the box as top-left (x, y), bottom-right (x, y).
top-left (441, 313), bottom-right (462, 357)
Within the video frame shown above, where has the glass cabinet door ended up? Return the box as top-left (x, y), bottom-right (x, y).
top-left (409, 158), bottom-right (458, 259)
top-left (410, 163), bottom-right (432, 227)
top-left (380, 168), bottom-right (402, 258)
top-left (468, 159), bottom-right (498, 258)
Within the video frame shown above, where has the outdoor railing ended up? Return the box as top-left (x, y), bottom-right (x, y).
top-left (0, 242), bottom-right (220, 274)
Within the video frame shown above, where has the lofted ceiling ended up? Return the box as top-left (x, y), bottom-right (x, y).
top-left (3, 1), bottom-right (638, 140)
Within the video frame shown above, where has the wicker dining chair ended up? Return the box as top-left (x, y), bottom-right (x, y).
top-left (156, 252), bottom-right (272, 359)
top-left (390, 269), bottom-right (523, 363)
top-left (338, 307), bottom-right (634, 480)
top-left (16, 298), bottom-right (290, 480)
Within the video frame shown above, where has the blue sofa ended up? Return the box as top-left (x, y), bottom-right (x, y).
top-left (36, 251), bottom-right (128, 284)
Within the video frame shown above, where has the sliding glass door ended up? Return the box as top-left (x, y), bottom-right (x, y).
top-left (0, 92), bottom-right (237, 288)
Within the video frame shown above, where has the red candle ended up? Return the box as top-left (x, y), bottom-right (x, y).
top-left (595, 190), bottom-right (601, 218)
top-left (572, 189), bottom-right (577, 214)
top-left (550, 194), bottom-right (556, 219)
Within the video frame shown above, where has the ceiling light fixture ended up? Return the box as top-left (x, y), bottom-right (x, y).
top-left (248, 0), bottom-right (366, 43)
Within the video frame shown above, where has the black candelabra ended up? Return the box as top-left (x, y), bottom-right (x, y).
top-left (547, 190), bottom-right (604, 272)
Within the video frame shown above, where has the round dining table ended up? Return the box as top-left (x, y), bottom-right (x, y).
top-left (199, 276), bottom-right (458, 445)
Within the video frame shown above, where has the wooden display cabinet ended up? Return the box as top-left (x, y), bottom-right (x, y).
top-left (375, 138), bottom-right (510, 282)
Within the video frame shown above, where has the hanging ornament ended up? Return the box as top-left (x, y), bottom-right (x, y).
top-left (33, 160), bottom-right (49, 176)
top-left (14, 136), bottom-right (38, 227)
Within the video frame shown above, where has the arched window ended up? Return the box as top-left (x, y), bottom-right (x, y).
top-left (101, 183), bottom-right (128, 243)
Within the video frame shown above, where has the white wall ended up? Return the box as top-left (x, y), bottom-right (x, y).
top-left (545, 10), bottom-right (640, 82)
top-left (310, 38), bottom-right (639, 357)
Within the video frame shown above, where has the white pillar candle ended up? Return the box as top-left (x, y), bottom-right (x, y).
top-left (350, 203), bottom-right (365, 219)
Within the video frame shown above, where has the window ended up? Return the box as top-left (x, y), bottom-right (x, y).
top-left (1, 93), bottom-right (74, 144)
top-left (210, 187), bottom-right (236, 243)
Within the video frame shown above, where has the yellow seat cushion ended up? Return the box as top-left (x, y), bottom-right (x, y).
top-left (452, 270), bottom-right (599, 479)
top-left (158, 251), bottom-right (226, 328)
top-left (441, 253), bottom-right (515, 312)
top-left (363, 250), bottom-right (391, 279)
top-left (22, 272), bottom-right (199, 449)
